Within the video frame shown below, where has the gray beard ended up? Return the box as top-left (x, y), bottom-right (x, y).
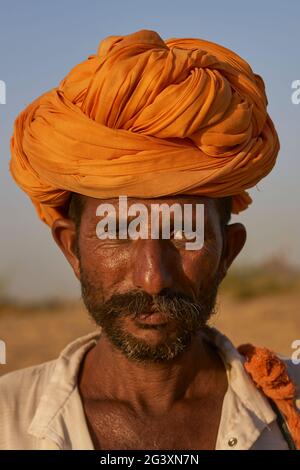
top-left (80, 269), bottom-right (220, 364)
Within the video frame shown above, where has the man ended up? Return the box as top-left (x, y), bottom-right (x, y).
top-left (1, 29), bottom-right (300, 450)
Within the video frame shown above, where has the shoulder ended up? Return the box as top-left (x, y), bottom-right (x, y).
top-left (0, 331), bottom-right (100, 449)
top-left (0, 360), bottom-right (56, 402)
top-left (0, 361), bottom-right (56, 449)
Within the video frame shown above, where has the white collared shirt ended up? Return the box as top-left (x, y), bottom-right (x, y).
top-left (0, 328), bottom-right (299, 450)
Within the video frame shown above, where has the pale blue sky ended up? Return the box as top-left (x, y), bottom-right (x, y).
top-left (0, 0), bottom-right (299, 300)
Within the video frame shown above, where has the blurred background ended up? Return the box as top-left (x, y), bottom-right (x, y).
top-left (1, 0), bottom-right (300, 375)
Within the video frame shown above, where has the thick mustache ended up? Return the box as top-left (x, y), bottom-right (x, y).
top-left (97, 290), bottom-right (206, 322)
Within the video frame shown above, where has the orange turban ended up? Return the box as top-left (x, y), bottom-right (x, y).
top-left (10, 29), bottom-right (279, 226)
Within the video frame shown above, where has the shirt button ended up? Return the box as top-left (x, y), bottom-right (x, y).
top-left (228, 437), bottom-right (238, 447)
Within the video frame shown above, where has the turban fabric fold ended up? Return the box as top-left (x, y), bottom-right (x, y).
top-left (10, 30), bottom-right (280, 226)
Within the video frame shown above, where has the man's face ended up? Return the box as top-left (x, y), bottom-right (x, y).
top-left (74, 196), bottom-right (226, 363)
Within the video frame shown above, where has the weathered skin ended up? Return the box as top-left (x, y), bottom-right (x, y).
top-left (51, 195), bottom-right (246, 450)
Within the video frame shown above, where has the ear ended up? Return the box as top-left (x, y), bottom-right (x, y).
top-left (219, 223), bottom-right (247, 281)
top-left (51, 218), bottom-right (81, 280)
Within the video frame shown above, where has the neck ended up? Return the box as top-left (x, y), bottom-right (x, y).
top-left (79, 327), bottom-right (226, 414)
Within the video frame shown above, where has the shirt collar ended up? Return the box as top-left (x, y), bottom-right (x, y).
top-left (28, 331), bottom-right (100, 449)
top-left (205, 327), bottom-right (277, 449)
top-left (28, 327), bottom-right (277, 450)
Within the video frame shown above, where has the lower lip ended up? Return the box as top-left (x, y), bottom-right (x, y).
top-left (135, 312), bottom-right (169, 325)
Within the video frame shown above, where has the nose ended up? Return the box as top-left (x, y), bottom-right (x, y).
top-left (131, 239), bottom-right (177, 295)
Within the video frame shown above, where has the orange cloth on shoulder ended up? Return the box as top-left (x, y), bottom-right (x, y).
top-left (10, 30), bottom-right (280, 226)
top-left (238, 344), bottom-right (300, 449)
